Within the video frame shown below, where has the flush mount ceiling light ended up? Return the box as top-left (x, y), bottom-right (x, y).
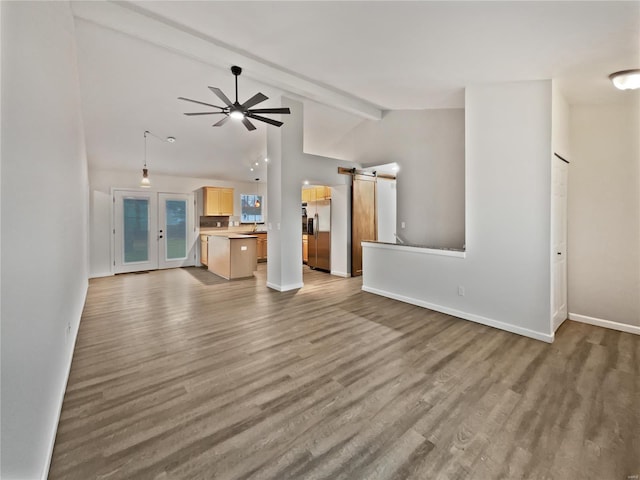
top-left (609, 69), bottom-right (640, 90)
top-left (178, 66), bottom-right (291, 131)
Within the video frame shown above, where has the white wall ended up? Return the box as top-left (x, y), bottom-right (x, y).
top-left (363, 80), bottom-right (554, 342)
top-left (376, 178), bottom-right (397, 243)
top-left (1, 3), bottom-right (89, 478)
top-left (552, 83), bottom-right (571, 160)
top-left (334, 109), bottom-right (465, 248)
top-left (88, 169), bottom-right (263, 277)
top-left (568, 103), bottom-right (640, 327)
top-left (330, 184), bottom-right (351, 277)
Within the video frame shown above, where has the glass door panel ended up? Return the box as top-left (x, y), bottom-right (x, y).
top-left (165, 200), bottom-right (187, 260)
top-left (114, 190), bottom-right (158, 273)
top-left (123, 198), bottom-right (150, 262)
top-left (158, 193), bottom-right (194, 269)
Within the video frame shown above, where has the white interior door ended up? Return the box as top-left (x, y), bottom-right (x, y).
top-left (552, 157), bottom-right (568, 331)
top-left (114, 190), bottom-right (158, 273)
top-left (158, 193), bottom-right (194, 269)
top-left (114, 191), bottom-right (195, 273)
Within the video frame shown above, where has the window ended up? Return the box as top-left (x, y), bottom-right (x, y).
top-left (240, 194), bottom-right (263, 223)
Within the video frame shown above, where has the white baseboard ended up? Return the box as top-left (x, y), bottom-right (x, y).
top-left (42, 282), bottom-right (88, 479)
top-left (362, 285), bottom-right (554, 343)
top-left (89, 271), bottom-right (113, 279)
top-left (266, 282), bottom-right (304, 292)
top-left (569, 313), bottom-right (640, 336)
top-left (330, 270), bottom-right (350, 278)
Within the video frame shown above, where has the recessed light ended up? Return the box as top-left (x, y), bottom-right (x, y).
top-left (303, 180), bottom-right (309, 185)
top-left (166, 136), bottom-right (176, 143)
top-left (250, 168), bottom-right (254, 171)
top-left (255, 162), bottom-right (259, 166)
top-left (264, 157), bottom-right (268, 162)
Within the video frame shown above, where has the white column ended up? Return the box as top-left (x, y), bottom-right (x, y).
top-left (266, 97), bottom-right (358, 290)
top-left (266, 97), bottom-right (304, 290)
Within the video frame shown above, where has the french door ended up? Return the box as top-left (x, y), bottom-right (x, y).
top-left (114, 190), bottom-right (194, 273)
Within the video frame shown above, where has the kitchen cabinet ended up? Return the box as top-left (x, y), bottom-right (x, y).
top-left (316, 186), bottom-right (331, 200)
top-left (302, 186), bottom-right (331, 202)
top-left (208, 234), bottom-right (257, 280)
top-left (255, 233), bottom-right (268, 262)
top-left (200, 235), bottom-right (209, 266)
top-left (302, 234), bottom-right (308, 263)
top-left (203, 187), bottom-right (234, 216)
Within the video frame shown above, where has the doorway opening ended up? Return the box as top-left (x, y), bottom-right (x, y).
top-left (302, 184), bottom-right (332, 272)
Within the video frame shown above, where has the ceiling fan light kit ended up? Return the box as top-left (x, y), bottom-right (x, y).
top-left (609, 69), bottom-right (640, 90)
top-left (179, 65), bottom-right (291, 131)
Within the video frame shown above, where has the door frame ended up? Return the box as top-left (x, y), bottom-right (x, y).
top-left (111, 188), bottom-right (196, 274)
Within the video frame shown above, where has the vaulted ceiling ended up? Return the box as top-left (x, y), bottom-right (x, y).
top-left (72, 1), bottom-right (640, 182)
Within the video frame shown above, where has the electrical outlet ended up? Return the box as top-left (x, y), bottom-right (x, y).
top-left (458, 286), bottom-right (465, 296)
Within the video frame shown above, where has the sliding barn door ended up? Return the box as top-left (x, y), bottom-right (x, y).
top-left (351, 174), bottom-right (377, 276)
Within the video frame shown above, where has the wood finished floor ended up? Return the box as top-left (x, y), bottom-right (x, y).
top-left (50, 265), bottom-right (640, 480)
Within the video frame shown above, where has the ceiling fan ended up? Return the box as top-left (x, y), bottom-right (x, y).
top-left (178, 66), bottom-right (291, 131)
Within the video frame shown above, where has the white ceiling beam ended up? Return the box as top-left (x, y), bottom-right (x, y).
top-left (71, 1), bottom-right (383, 121)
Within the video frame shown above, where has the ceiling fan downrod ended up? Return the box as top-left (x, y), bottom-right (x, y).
top-left (231, 65), bottom-right (242, 104)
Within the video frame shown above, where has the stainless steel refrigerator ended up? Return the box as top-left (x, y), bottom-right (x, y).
top-left (306, 199), bottom-right (331, 271)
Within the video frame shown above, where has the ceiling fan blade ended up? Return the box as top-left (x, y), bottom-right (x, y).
top-left (247, 113), bottom-right (283, 127)
top-left (213, 115), bottom-right (230, 127)
top-left (184, 112), bottom-right (226, 116)
top-left (246, 107), bottom-right (291, 115)
top-left (241, 117), bottom-right (257, 131)
top-left (241, 92), bottom-right (268, 109)
top-left (208, 87), bottom-right (233, 107)
top-left (178, 97), bottom-right (224, 109)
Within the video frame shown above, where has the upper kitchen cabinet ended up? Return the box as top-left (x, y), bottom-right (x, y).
top-left (203, 187), bottom-right (234, 216)
top-left (302, 186), bottom-right (331, 202)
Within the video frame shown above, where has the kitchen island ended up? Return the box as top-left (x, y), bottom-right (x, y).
top-left (207, 234), bottom-right (257, 280)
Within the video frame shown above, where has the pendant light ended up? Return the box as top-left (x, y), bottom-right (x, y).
top-left (254, 178), bottom-right (261, 208)
top-left (139, 130), bottom-right (176, 188)
top-left (141, 130), bottom-right (151, 188)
